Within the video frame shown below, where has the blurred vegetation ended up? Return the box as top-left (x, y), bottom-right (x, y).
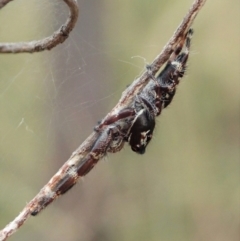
top-left (0, 0), bottom-right (239, 241)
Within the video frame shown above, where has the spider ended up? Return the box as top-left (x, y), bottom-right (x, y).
top-left (30, 29), bottom-right (193, 216)
top-left (93, 78), bottom-right (162, 155)
top-left (95, 28), bottom-right (193, 154)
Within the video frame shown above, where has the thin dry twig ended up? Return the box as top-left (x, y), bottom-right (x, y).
top-left (0, 0), bottom-right (207, 240)
top-left (0, 0), bottom-right (13, 9)
top-left (0, 0), bottom-right (79, 53)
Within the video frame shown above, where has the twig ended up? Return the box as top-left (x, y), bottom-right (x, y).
top-left (0, 0), bottom-right (79, 53)
top-left (105, 0), bottom-right (207, 113)
top-left (0, 0), bottom-right (13, 9)
top-left (0, 0), bottom-right (207, 240)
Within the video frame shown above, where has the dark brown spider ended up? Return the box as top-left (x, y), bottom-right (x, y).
top-left (30, 29), bottom-right (193, 216)
top-left (94, 28), bottom-right (193, 154)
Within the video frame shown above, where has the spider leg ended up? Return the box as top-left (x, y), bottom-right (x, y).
top-left (94, 108), bottom-right (135, 132)
top-left (169, 28), bottom-right (193, 61)
top-left (146, 64), bottom-right (173, 95)
top-left (146, 64), bottom-right (161, 87)
top-left (145, 65), bottom-right (170, 113)
top-left (169, 28), bottom-right (193, 81)
top-left (30, 125), bottom-right (122, 216)
top-left (76, 127), bottom-right (116, 175)
top-left (157, 28), bottom-right (193, 108)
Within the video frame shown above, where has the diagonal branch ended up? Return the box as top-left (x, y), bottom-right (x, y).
top-left (0, 0), bottom-right (79, 53)
top-left (105, 0), bottom-right (207, 115)
top-left (0, 0), bottom-right (13, 9)
top-left (0, 0), bottom-right (207, 240)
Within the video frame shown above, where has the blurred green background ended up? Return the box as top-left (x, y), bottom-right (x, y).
top-left (0, 0), bottom-right (239, 240)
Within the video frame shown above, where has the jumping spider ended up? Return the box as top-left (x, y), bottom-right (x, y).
top-left (30, 29), bottom-right (194, 216)
top-left (94, 29), bottom-right (193, 155)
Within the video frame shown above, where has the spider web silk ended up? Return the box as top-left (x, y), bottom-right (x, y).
top-left (0, 1), bottom-right (239, 241)
top-left (0, 1), bottom-right (158, 240)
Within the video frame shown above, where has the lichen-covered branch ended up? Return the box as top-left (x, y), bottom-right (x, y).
top-left (0, 0), bottom-right (207, 240)
top-left (0, 0), bottom-right (79, 53)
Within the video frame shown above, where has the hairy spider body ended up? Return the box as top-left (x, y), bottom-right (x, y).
top-left (127, 108), bottom-right (155, 154)
top-left (126, 81), bottom-right (162, 154)
top-left (94, 29), bottom-right (193, 155)
top-left (95, 78), bottom-right (162, 155)
top-left (28, 29), bottom-right (196, 218)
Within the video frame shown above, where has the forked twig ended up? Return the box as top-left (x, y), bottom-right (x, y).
top-left (0, 0), bottom-right (78, 53)
top-left (0, 0), bottom-right (206, 240)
